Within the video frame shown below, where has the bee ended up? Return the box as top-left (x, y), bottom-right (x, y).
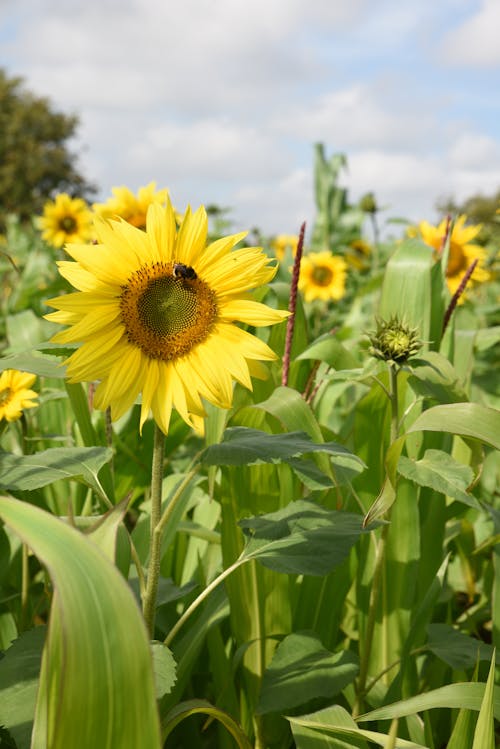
top-left (172, 262), bottom-right (198, 280)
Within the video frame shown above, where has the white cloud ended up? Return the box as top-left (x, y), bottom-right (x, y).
top-left (278, 84), bottom-right (437, 150)
top-left (440, 0), bottom-right (500, 66)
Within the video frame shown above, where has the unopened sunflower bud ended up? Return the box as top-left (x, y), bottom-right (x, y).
top-left (368, 316), bottom-right (422, 365)
top-left (359, 192), bottom-right (378, 214)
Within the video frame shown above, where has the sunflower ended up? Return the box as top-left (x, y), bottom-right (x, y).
top-left (93, 182), bottom-right (172, 230)
top-left (298, 251), bottom-right (348, 302)
top-left (270, 234), bottom-right (299, 261)
top-left (46, 201), bottom-right (288, 434)
top-left (0, 370), bottom-right (38, 422)
top-left (417, 215), bottom-right (491, 296)
top-left (346, 238), bottom-right (372, 270)
top-left (38, 193), bottom-right (94, 249)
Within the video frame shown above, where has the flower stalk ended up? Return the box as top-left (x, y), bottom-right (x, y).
top-left (142, 424), bottom-right (166, 637)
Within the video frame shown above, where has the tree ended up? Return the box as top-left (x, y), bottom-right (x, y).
top-left (437, 189), bottom-right (500, 246)
top-left (0, 69), bottom-right (96, 232)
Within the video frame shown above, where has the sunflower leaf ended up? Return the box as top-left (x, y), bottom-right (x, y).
top-left (257, 632), bottom-right (358, 714)
top-left (239, 499), bottom-right (371, 575)
top-left (201, 427), bottom-right (365, 474)
top-left (0, 446), bottom-right (113, 497)
top-left (397, 450), bottom-right (478, 508)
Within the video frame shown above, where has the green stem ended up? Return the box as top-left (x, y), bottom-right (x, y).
top-left (353, 364), bottom-right (400, 717)
top-left (142, 425), bottom-right (166, 637)
top-left (164, 556), bottom-right (246, 648)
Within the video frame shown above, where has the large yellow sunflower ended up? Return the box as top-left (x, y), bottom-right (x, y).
top-left (46, 201), bottom-right (288, 434)
top-left (298, 251), bottom-right (348, 302)
top-left (93, 182), bottom-right (171, 230)
top-left (418, 215), bottom-right (491, 296)
top-left (0, 370), bottom-right (38, 422)
top-left (38, 193), bottom-right (94, 249)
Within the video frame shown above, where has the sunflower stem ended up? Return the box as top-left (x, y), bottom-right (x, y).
top-left (142, 424), bottom-right (166, 637)
top-left (353, 363), bottom-right (399, 716)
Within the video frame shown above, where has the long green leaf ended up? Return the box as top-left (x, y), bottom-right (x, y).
top-left (162, 699), bottom-right (252, 749)
top-left (472, 651), bottom-right (496, 749)
top-left (0, 497), bottom-right (162, 749)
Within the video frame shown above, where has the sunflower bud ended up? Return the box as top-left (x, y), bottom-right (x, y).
top-left (368, 316), bottom-right (422, 365)
top-left (359, 192), bottom-right (378, 214)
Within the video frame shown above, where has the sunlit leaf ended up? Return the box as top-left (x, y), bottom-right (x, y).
top-left (0, 497), bottom-right (162, 749)
top-left (0, 447), bottom-right (113, 500)
top-left (397, 450), bottom-right (478, 508)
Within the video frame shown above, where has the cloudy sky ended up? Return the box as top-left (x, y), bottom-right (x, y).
top-left (1, 0), bottom-right (500, 238)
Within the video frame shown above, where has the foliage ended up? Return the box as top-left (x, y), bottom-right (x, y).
top-left (0, 144), bottom-right (499, 748)
top-left (0, 69), bottom-right (95, 233)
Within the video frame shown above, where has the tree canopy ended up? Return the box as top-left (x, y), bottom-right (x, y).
top-left (0, 69), bottom-right (96, 233)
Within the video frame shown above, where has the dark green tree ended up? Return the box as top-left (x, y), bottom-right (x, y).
top-left (0, 69), bottom-right (96, 232)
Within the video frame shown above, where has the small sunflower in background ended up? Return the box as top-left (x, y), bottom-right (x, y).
top-left (38, 193), bottom-right (93, 249)
top-left (93, 182), bottom-right (172, 230)
top-left (346, 238), bottom-right (372, 270)
top-left (270, 234), bottom-right (299, 262)
top-left (0, 370), bottom-right (38, 423)
top-left (298, 251), bottom-right (348, 303)
top-left (46, 200), bottom-right (288, 435)
top-left (416, 215), bottom-right (491, 296)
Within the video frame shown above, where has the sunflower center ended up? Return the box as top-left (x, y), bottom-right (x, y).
top-left (446, 241), bottom-right (465, 277)
top-left (312, 265), bottom-right (333, 286)
top-left (60, 216), bottom-right (77, 233)
top-left (119, 261), bottom-right (218, 361)
top-left (0, 387), bottom-right (12, 406)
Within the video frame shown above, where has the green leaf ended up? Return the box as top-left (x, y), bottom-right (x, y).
top-left (472, 651), bottom-right (496, 749)
top-left (0, 446), bottom-right (113, 500)
top-left (201, 427), bottom-right (365, 475)
top-left (427, 624), bottom-right (495, 670)
top-left (397, 450), bottom-right (478, 508)
top-left (297, 335), bottom-right (360, 369)
top-left (407, 403), bottom-right (500, 450)
top-left (289, 705), bottom-right (427, 748)
top-left (408, 352), bottom-right (469, 403)
top-left (151, 641), bottom-right (177, 702)
top-left (358, 682), bottom-right (500, 722)
top-left (0, 353), bottom-right (66, 379)
top-left (0, 626), bottom-right (46, 749)
top-left (240, 500), bottom-right (371, 575)
top-left (257, 632), bottom-right (358, 714)
top-left (0, 497), bottom-right (161, 749)
top-left (162, 699), bottom-right (252, 749)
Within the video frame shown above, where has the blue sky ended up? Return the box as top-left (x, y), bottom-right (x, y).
top-left (1, 0), bottom-right (500, 238)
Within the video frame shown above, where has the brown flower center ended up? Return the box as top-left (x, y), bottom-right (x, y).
top-left (312, 265), bottom-right (333, 286)
top-left (60, 216), bottom-right (77, 233)
top-left (119, 261), bottom-right (218, 361)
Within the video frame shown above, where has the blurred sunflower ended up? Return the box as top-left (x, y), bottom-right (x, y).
top-left (417, 215), bottom-right (491, 296)
top-left (0, 370), bottom-right (38, 422)
top-left (46, 201), bottom-right (288, 434)
top-left (93, 182), bottom-right (173, 230)
top-left (270, 234), bottom-right (298, 261)
top-left (38, 194), bottom-right (93, 249)
top-left (346, 238), bottom-right (372, 270)
top-left (298, 251), bottom-right (347, 302)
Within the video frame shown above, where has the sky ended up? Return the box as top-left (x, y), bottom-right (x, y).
top-left (1, 0), bottom-right (500, 239)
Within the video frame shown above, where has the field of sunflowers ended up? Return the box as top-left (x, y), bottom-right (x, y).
top-left (0, 146), bottom-right (499, 749)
